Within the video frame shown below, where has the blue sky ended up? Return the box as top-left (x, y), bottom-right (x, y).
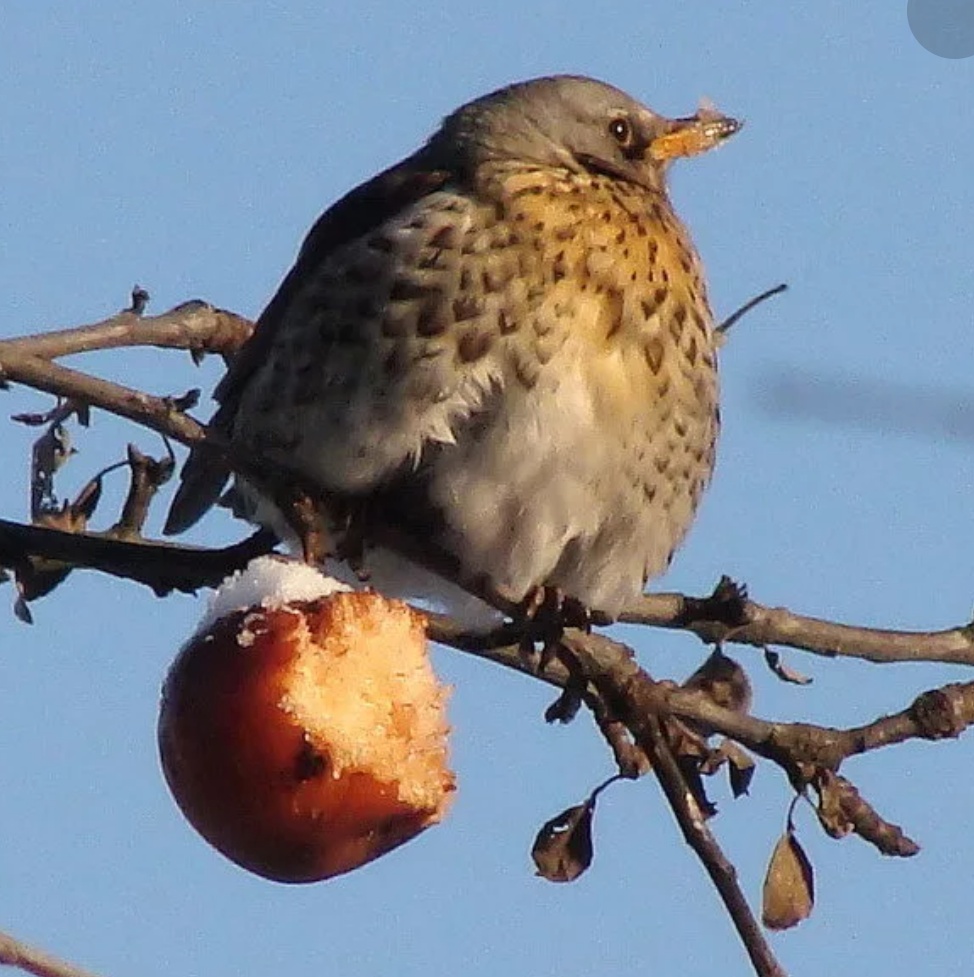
top-left (2, 3), bottom-right (973, 976)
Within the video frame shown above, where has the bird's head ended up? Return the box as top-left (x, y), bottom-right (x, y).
top-left (433, 74), bottom-right (741, 194)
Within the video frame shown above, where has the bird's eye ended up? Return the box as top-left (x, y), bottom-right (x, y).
top-left (608, 116), bottom-right (634, 148)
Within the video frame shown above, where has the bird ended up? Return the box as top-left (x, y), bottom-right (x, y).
top-left (165, 74), bottom-right (739, 625)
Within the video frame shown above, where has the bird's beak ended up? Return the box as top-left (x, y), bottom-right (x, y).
top-left (649, 104), bottom-right (742, 163)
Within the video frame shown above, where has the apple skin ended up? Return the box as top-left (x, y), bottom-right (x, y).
top-left (159, 592), bottom-right (453, 883)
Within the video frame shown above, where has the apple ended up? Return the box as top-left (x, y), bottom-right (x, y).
top-left (158, 559), bottom-right (454, 882)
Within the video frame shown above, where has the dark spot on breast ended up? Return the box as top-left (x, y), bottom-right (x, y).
top-left (602, 288), bottom-right (625, 340)
top-left (452, 294), bottom-right (484, 322)
top-left (553, 225), bottom-right (575, 242)
top-left (429, 224), bottom-right (459, 249)
top-left (512, 183), bottom-right (545, 198)
top-left (653, 286), bottom-right (668, 307)
top-left (416, 300), bottom-right (450, 336)
top-left (552, 250), bottom-right (568, 282)
top-left (685, 334), bottom-right (698, 365)
top-left (457, 329), bottom-right (493, 363)
top-left (417, 249), bottom-right (446, 270)
top-left (669, 315), bottom-right (686, 343)
top-left (643, 336), bottom-right (665, 374)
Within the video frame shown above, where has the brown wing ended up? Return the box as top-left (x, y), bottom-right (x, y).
top-left (163, 152), bottom-right (453, 535)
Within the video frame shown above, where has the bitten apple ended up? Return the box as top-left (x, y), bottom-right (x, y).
top-left (158, 558), bottom-right (454, 883)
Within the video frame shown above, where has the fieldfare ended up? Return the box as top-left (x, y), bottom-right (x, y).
top-left (165, 75), bottom-right (739, 622)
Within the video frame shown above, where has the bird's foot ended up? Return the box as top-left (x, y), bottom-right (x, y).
top-left (332, 502), bottom-right (372, 581)
top-left (518, 586), bottom-right (593, 669)
top-left (279, 489), bottom-right (335, 566)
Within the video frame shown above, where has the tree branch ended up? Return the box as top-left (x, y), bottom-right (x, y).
top-left (0, 928), bottom-right (103, 977)
top-left (1, 350), bottom-right (208, 448)
top-left (0, 300), bottom-right (252, 361)
top-left (622, 589), bottom-right (974, 666)
top-left (0, 519), bottom-right (275, 597)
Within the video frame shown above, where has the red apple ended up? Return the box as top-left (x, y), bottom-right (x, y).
top-left (159, 566), bottom-right (454, 883)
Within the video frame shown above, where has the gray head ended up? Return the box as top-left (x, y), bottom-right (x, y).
top-left (430, 75), bottom-right (740, 193)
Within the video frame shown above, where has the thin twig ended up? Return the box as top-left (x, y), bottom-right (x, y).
top-left (642, 717), bottom-right (787, 977)
top-left (621, 590), bottom-right (974, 666)
top-left (717, 283), bottom-right (788, 337)
top-left (0, 302), bottom-right (252, 361)
top-left (0, 928), bottom-right (103, 977)
top-left (0, 350), bottom-right (207, 447)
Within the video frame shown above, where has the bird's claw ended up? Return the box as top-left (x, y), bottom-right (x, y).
top-left (518, 586), bottom-right (593, 669)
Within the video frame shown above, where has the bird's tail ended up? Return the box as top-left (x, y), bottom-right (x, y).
top-left (163, 446), bottom-right (231, 535)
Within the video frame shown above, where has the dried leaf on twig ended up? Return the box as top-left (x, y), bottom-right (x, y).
top-left (703, 739), bottom-right (757, 798)
top-left (532, 801), bottom-right (595, 883)
top-left (683, 649), bottom-right (753, 716)
top-left (531, 777), bottom-right (622, 883)
top-left (762, 828), bottom-right (815, 930)
top-left (765, 648), bottom-right (813, 685)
